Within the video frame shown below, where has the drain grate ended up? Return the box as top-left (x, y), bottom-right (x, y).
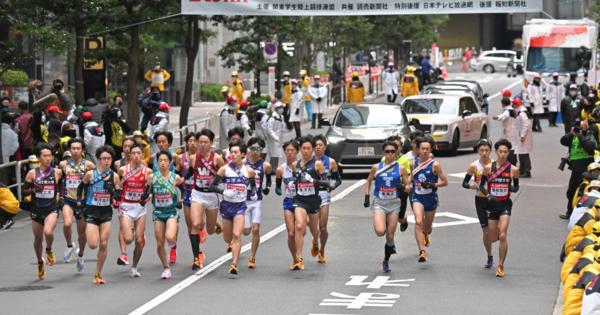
top-left (0, 285), bottom-right (52, 292)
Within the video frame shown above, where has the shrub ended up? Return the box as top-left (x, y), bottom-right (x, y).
top-left (1, 69), bottom-right (29, 87)
top-left (200, 83), bottom-right (225, 102)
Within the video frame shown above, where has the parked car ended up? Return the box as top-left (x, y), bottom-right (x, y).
top-left (436, 80), bottom-right (485, 102)
top-left (324, 103), bottom-right (413, 173)
top-left (401, 94), bottom-right (489, 153)
top-left (474, 50), bottom-right (516, 73)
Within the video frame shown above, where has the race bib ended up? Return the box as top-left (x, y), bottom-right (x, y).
top-left (297, 182), bottom-right (315, 196)
top-left (284, 180), bottom-right (296, 197)
top-left (414, 182), bottom-right (432, 195)
top-left (489, 183), bottom-right (509, 197)
top-left (65, 174), bottom-right (81, 189)
top-left (196, 175), bottom-right (212, 188)
top-left (125, 189), bottom-right (144, 201)
top-left (93, 192), bottom-right (111, 207)
top-left (378, 187), bottom-right (397, 200)
top-left (155, 193), bottom-right (174, 207)
top-left (35, 185), bottom-right (55, 199)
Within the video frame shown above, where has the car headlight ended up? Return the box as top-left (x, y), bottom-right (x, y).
top-left (327, 135), bottom-right (345, 144)
top-left (433, 125), bottom-right (448, 132)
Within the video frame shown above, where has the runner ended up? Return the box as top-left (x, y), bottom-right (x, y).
top-left (151, 150), bottom-right (183, 280)
top-left (479, 138), bottom-right (520, 278)
top-left (114, 136), bottom-right (136, 265)
top-left (364, 141), bottom-right (408, 272)
top-left (462, 139), bottom-right (494, 268)
top-left (23, 143), bottom-right (63, 280)
top-left (178, 133), bottom-right (198, 266)
top-left (385, 135), bottom-right (411, 232)
top-left (243, 137), bottom-right (272, 269)
top-left (117, 143), bottom-right (153, 278)
top-left (313, 135), bottom-right (342, 263)
top-left (210, 140), bottom-right (257, 275)
top-left (409, 136), bottom-right (448, 263)
top-left (185, 128), bottom-right (225, 270)
top-left (58, 139), bottom-right (95, 271)
top-left (275, 139), bottom-right (299, 270)
top-left (290, 136), bottom-right (327, 271)
top-left (78, 145), bottom-right (120, 284)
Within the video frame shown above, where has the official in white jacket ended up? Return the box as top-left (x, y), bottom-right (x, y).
top-left (81, 111), bottom-right (105, 164)
top-left (148, 102), bottom-right (170, 152)
top-left (219, 96), bottom-right (238, 149)
top-left (513, 97), bottom-right (533, 178)
top-left (309, 75), bottom-right (327, 129)
top-left (266, 102), bottom-right (285, 169)
top-left (289, 79), bottom-right (304, 138)
top-left (527, 73), bottom-right (544, 132)
top-left (493, 92), bottom-right (518, 165)
top-left (382, 62), bottom-right (400, 103)
top-left (547, 72), bottom-right (564, 127)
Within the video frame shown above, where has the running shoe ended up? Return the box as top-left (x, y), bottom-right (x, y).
top-left (64, 246), bottom-right (75, 263)
top-left (215, 220), bottom-right (223, 235)
top-left (46, 250), bottom-right (56, 266)
top-left (37, 259), bottom-right (45, 280)
top-left (311, 237), bottom-right (319, 257)
top-left (93, 272), bottom-right (106, 285)
top-left (293, 258), bottom-right (304, 271)
top-left (484, 256), bottom-right (494, 269)
top-left (229, 263), bottom-right (238, 275)
top-left (400, 221), bottom-right (408, 232)
top-left (3, 218), bottom-right (14, 229)
top-left (248, 257), bottom-right (256, 269)
top-left (318, 252), bottom-right (326, 264)
top-left (169, 247), bottom-right (177, 265)
top-left (382, 260), bottom-right (391, 273)
top-left (199, 228), bottom-right (207, 244)
top-left (161, 268), bottom-right (172, 280)
top-left (226, 242), bottom-right (232, 253)
top-left (289, 262), bottom-right (296, 271)
top-left (77, 256), bottom-right (85, 273)
top-left (496, 265), bottom-right (505, 278)
top-left (418, 250), bottom-right (427, 263)
top-left (130, 267), bottom-right (141, 278)
top-left (423, 232), bottom-right (430, 247)
top-left (192, 252), bottom-right (205, 270)
top-left (117, 254), bottom-right (129, 266)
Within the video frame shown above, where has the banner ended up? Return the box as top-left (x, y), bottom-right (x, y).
top-left (182, 0), bottom-right (543, 16)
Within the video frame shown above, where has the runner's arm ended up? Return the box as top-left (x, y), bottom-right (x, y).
top-left (364, 164), bottom-right (377, 207)
top-left (462, 164), bottom-right (475, 189)
top-left (22, 170), bottom-right (35, 197)
top-left (329, 159), bottom-right (342, 190)
top-left (479, 165), bottom-right (491, 196)
top-left (510, 166), bottom-right (520, 192)
top-left (275, 166), bottom-right (283, 195)
top-left (433, 162), bottom-right (448, 188)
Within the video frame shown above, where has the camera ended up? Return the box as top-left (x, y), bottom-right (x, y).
top-left (558, 156), bottom-right (571, 171)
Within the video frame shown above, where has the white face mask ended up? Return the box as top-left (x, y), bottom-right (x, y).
top-left (41, 115), bottom-right (46, 124)
top-left (276, 108), bottom-right (284, 115)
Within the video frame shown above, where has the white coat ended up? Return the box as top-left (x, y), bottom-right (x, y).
top-left (496, 106), bottom-right (518, 146)
top-left (219, 106), bottom-right (237, 149)
top-left (547, 80), bottom-right (564, 113)
top-left (266, 111), bottom-right (284, 158)
top-left (309, 84), bottom-right (327, 114)
top-left (289, 90), bottom-right (304, 123)
top-left (527, 83), bottom-right (544, 115)
top-left (148, 111), bottom-right (170, 152)
top-left (83, 121), bottom-right (105, 163)
top-left (382, 69), bottom-right (399, 96)
top-left (514, 106), bottom-right (533, 154)
top-left (1, 123), bottom-right (18, 164)
top-left (254, 108), bottom-right (269, 140)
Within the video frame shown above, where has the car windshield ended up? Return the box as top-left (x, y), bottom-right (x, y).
top-left (526, 47), bottom-right (580, 73)
top-left (402, 98), bottom-right (457, 115)
top-left (334, 105), bottom-right (405, 127)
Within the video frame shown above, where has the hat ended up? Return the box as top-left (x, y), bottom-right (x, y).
top-left (352, 71), bottom-right (359, 77)
top-left (590, 180), bottom-right (600, 189)
top-left (239, 100), bottom-right (250, 108)
top-left (81, 111), bottom-right (93, 121)
top-left (407, 66), bottom-right (416, 72)
top-left (552, 72), bottom-right (559, 77)
top-left (388, 62), bottom-right (394, 66)
top-left (273, 101), bottom-right (285, 108)
top-left (28, 155), bottom-right (39, 163)
top-left (299, 69), bottom-right (307, 76)
top-left (226, 95), bottom-right (238, 105)
top-left (153, 65), bottom-right (161, 71)
top-left (259, 100), bottom-right (269, 109)
top-left (291, 79), bottom-right (298, 85)
top-left (159, 102), bottom-right (170, 111)
top-left (512, 97), bottom-right (523, 106)
top-left (533, 73), bottom-right (541, 79)
top-left (283, 71), bottom-right (290, 76)
top-left (133, 130), bottom-right (144, 137)
top-left (314, 74), bottom-right (321, 80)
top-left (231, 71), bottom-right (239, 77)
top-left (570, 84), bottom-right (578, 90)
top-left (47, 105), bottom-right (60, 113)
top-left (501, 89), bottom-right (512, 98)
top-left (63, 150), bottom-right (72, 158)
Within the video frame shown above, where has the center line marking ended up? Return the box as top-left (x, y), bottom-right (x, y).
top-left (129, 179), bottom-right (367, 315)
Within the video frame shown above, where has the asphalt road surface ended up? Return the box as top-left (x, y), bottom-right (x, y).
top-left (0, 71), bottom-right (568, 315)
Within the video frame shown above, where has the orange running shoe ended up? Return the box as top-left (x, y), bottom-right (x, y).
top-left (418, 250), bottom-right (427, 263)
top-left (46, 250), bottom-right (56, 266)
top-left (318, 252), bottom-right (326, 264)
top-left (93, 272), bottom-right (106, 285)
top-left (248, 257), bottom-right (256, 269)
top-left (37, 259), bottom-right (45, 280)
top-left (496, 264), bottom-right (505, 278)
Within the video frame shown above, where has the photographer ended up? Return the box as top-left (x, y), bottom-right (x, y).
top-left (559, 120), bottom-right (596, 220)
top-left (137, 86), bottom-right (161, 132)
top-left (103, 95), bottom-right (131, 159)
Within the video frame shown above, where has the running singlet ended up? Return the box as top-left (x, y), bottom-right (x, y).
top-left (152, 171), bottom-right (178, 210)
top-left (374, 162), bottom-right (401, 200)
top-left (246, 158), bottom-right (265, 201)
top-left (282, 163), bottom-right (296, 198)
top-left (474, 159), bottom-right (490, 198)
top-left (487, 161), bottom-right (512, 201)
top-left (412, 158), bottom-right (437, 195)
top-left (34, 167), bottom-right (58, 209)
top-left (86, 170), bottom-right (113, 207)
top-left (63, 159), bottom-right (86, 200)
top-left (295, 158), bottom-right (319, 197)
top-left (121, 164), bottom-right (147, 202)
top-left (194, 151), bottom-right (217, 192)
top-left (223, 162), bottom-right (249, 203)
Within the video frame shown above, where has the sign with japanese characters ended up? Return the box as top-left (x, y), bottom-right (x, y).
top-left (182, 0), bottom-right (543, 16)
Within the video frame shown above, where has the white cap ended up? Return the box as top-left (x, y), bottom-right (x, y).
top-left (533, 73), bottom-right (541, 79)
top-left (388, 62), bottom-right (394, 66)
top-left (570, 84), bottom-right (578, 90)
top-left (552, 72), bottom-right (559, 76)
top-left (274, 101), bottom-right (285, 108)
top-left (314, 74), bottom-right (321, 79)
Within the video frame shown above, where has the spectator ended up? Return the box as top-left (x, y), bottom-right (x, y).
top-left (562, 84), bottom-right (583, 134)
top-left (420, 56), bottom-right (432, 86)
top-left (83, 97), bottom-right (107, 124)
top-left (1, 97), bottom-right (11, 109)
top-left (528, 73), bottom-right (543, 132)
top-left (45, 105), bottom-right (63, 139)
top-left (15, 101), bottom-right (33, 158)
top-left (82, 111), bottom-right (105, 164)
top-left (103, 95), bottom-right (131, 159)
top-left (308, 75), bottom-right (327, 129)
top-left (547, 72), bottom-right (564, 127)
top-left (148, 102), bottom-right (170, 152)
top-left (1, 112), bottom-right (19, 164)
top-left (382, 62), bottom-right (400, 103)
top-left (512, 97), bottom-right (533, 178)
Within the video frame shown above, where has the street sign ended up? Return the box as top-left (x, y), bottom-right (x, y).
top-left (263, 41), bottom-right (278, 64)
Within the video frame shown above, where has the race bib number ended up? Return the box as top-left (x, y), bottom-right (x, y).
top-left (284, 180), bottom-right (296, 197)
top-left (65, 174), bottom-right (81, 189)
top-left (93, 192), bottom-right (111, 207)
top-left (196, 175), bottom-right (212, 188)
top-left (414, 182), bottom-right (432, 195)
top-left (378, 187), bottom-right (397, 200)
top-left (297, 182), bottom-right (315, 196)
top-left (125, 189), bottom-right (144, 201)
top-left (35, 185), bottom-right (55, 199)
top-left (489, 183), bottom-right (509, 197)
top-left (155, 193), bottom-right (173, 207)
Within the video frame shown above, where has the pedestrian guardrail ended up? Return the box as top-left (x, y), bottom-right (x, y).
top-left (0, 160), bottom-right (28, 200)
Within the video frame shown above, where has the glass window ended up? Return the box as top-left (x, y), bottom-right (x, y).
top-left (526, 47), bottom-right (580, 73)
top-left (461, 97), bottom-right (479, 113)
top-left (402, 98), bottom-right (457, 115)
top-left (334, 105), bottom-right (405, 127)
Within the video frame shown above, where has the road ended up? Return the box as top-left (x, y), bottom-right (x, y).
top-left (0, 70), bottom-right (568, 315)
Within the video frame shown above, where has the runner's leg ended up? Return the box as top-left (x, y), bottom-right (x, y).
top-left (284, 210), bottom-right (296, 264)
top-left (97, 222), bottom-right (112, 275)
top-left (155, 220), bottom-right (167, 268)
top-left (132, 216), bottom-right (146, 268)
top-left (231, 215), bottom-right (245, 266)
top-left (318, 205), bottom-right (329, 255)
top-left (412, 203), bottom-right (426, 250)
top-left (498, 215), bottom-right (510, 266)
top-left (294, 208), bottom-right (308, 260)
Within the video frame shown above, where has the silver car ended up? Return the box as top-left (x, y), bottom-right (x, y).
top-left (325, 103), bottom-right (412, 172)
top-left (475, 50), bottom-right (516, 73)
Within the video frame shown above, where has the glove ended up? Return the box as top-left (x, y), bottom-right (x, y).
top-left (363, 194), bottom-right (370, 208)
top-left (223, 190), bottom-right (237, 200)
top-left (295, 108), bottom-right (300, 116)
top-left (262, 187), bottom-right (270, 195)
top-left (317, 97), bottom-right (322, 102)
top-left (275, 186), bottom-right (282, 196)
top-left (250, 192), bottom-right (258, 201)
top-left (421, 182), bottom-right (435, 189)
top-left (176, 201), bottom-right (183, 209)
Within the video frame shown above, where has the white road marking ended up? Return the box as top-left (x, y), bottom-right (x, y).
top-left (487, 79), bottom-right (522, 100)
top-left (406, 211), bottom-right (479, 227)
top-left (448, 172), bottom-right (467, 179)
top-left (129, 180), bottom-right (367, 315)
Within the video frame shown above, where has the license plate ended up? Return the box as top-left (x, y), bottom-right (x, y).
top-left (358, 147), bottom-right (374, 156)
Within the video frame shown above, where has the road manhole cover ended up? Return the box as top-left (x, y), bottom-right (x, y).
top-left (0, 285), bottom-right (53, 292)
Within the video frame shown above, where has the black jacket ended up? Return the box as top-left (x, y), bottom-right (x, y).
top-left (560, 132), bottom-right (596, 172)
top-left (560, 96), bottom-right (582, 131)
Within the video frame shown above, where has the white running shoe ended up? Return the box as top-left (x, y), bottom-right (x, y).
top-left (160, 268), bottom-right (172, 280)
top-left (63, 246), bottom-right (75, 263)
top-left (130, 267), bottom-right (141, 278)
top-left (76, 256), bottom-right (84, 273)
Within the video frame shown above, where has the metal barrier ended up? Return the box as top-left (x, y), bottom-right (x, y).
top-left (0, 160), bottom-right (27, 200)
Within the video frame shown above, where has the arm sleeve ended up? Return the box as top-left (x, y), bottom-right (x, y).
top-left (265, 172), bottom-right (272, 188)
top-left (331, 171), bottom-right (342, 189)
top-left (510, 178), bottom-right (520, 192)
top-left (478, 175), bottom-right (488, 195)
top-left (249, 177), bottom-right (257, 192)
top-left (77, 181), bottom-right (89, 202)
top-left (462, 173), bottom-right (473, 189)
top-left (209, 175), bottom-right (224, 194)
top-left (275, 177), bottom-right (282, 195)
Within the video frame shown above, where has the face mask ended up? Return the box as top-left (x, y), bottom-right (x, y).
top-left (570, 91), bottom-right (578, 97)
top-left (117, 110), bottom-right (122, 118)
top-left (41, 115), bottom-right (46, 124)
top-left (276, 108), bottom-right (284, 115)
top-left (533, 79), bottom-right (540, 85)
top-left (553, 76), bottom-right (559, 81)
